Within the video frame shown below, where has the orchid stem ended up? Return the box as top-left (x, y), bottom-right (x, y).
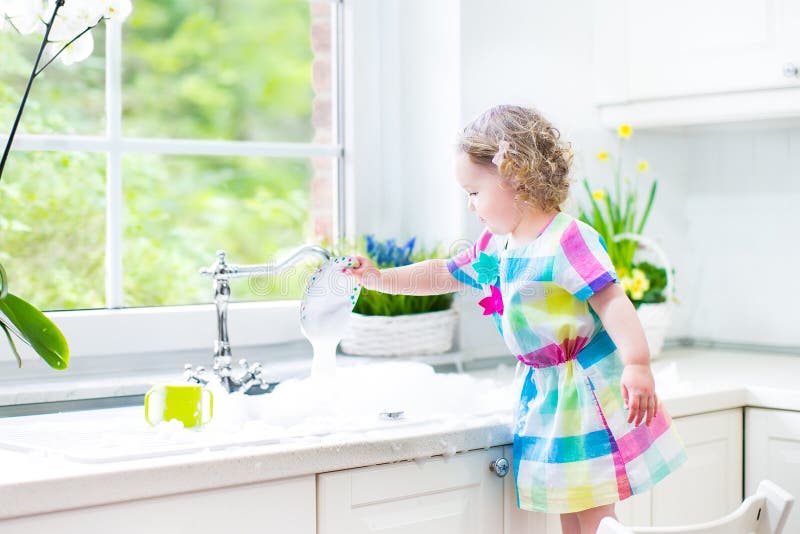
top-left (0, 0), bottom-right (65, 184)
top-left (35, 24), bottom-right (95, 76)
top-left (0, 322), bottom-right (22, 368)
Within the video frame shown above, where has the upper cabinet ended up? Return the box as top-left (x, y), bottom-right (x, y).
top-left (594, 0), bottom-right (800, 128)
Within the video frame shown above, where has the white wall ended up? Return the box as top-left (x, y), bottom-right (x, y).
top-left (679, 126), bottom-right (800, 345)
top-left (456, 0), bottom-right (611, 357)
top-left (346, 0), bottom-right (462, 246)
top-left (352, 0), bottom-right (800, 354)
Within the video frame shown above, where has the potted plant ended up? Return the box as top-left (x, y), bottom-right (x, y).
top-left (0, 1), bottom-right (132, 369)
top-left (578, 124), bottom-right (675, 356)
top-left (339, 236), bottom-right (458, 356)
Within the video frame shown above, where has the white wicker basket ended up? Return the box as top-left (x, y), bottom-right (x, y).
top-left (340, 308), bottom-right (459, 357)
top-left (637, 302), bottom-right (673, 357)
top-left (613, 233), bottom-right (676, 358)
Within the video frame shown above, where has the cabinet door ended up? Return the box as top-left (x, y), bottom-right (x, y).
top-left (0, 476), bottom-right (316, 534)
top-left (596, 0), bottom-right (800, 102)
top-left (615, 409), bottom-right (743, 526)
top-left (745, 408), bottom-right (800, 534)
top-left (649, 408), bottom-right (743, 526)
top-left (317, 447), bottom-right (503, 534)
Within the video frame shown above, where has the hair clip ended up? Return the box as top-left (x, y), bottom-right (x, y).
top-left (492, 140), bottom-right (510, 167)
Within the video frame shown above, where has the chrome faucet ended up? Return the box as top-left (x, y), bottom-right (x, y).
top-left (185, 245), bottom-right (331, 395)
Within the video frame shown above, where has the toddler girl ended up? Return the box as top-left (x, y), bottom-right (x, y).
top-left (347, 105), bottom-right (687, 533)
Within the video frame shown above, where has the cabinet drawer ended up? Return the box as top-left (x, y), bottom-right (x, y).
top-left (318, 447), bottom-right (504, 534)
top-left (0, 476), bottom-right (316, 534)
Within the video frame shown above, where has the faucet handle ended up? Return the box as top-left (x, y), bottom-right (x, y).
top-left (200, 250), bottom-right (232, 278)
top-left (184, 364), bottom-right (209, 386)
top-left (237, 359), bottom-right (263, 379)
top-left (249, 362), bottom-right (264, 379)
top-left (240, 362), bottom-right (277, 395)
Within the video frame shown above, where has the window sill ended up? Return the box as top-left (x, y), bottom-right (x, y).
top-left (45, 301), bottom-right (306, 357)
top-left (0, 341), bottom-right (316, 411)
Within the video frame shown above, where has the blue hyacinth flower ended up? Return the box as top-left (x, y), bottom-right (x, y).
top-left (364, 235), bottom-right (418, 267)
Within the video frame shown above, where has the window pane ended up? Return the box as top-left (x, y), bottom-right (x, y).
top-left (0, 26), bottom-right (106, 135)
top-left (121, 0), bottom-right (335, 143)
top-left (123, 154), bottom-right (335, 306)
top-left (0, 152), bottom-right (106, 311)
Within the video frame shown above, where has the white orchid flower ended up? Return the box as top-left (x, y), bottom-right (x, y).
top-left (102, 0), bottom-right (131, 21)
top-left (48, 27), bottom-right (94, 65)
top-left (0, 0), bottom-right (47, 35)
top-left (48, 0), bottom-right (103, 41)
top-left (44, 0), bottom-right (129, 67)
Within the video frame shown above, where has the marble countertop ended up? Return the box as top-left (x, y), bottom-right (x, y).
top-left (0, 346), bottom-right (799, 521)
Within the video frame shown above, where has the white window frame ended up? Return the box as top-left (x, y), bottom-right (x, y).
top-left (3, 1), bottom-right (347, 363)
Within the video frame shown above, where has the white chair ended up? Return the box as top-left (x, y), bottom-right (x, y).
top-left (597, 480), bottom-right (794, 534)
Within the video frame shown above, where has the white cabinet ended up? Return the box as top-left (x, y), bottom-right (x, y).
top-left (745, 407), bottom-right (800, 534)
top-left (490, 410), bottom-right (742, 531)
top-left (651, 408), bottom-right (742, 525)
top-left (615, 409), bottom-right (743, 527)
top-left (0, 476), bottom-right (316, 534)
top-left (317, 447), bottom-right (504, 534)
top-left (594, 0), bottom-right (800, 127)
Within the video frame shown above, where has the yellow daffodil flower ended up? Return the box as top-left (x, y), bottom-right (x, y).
top-left (637, 159), bottom-right (649, 172)
top-left (617, 124), bottom-right (633, 139)
top-left (596, 151), bottom-right (609, 161)
top-left (592, 190), bottom-right (607, 201)
top-left (621, 275), bottom-right (633, 294)
top-left (629, 268), bottom-right (650, 300)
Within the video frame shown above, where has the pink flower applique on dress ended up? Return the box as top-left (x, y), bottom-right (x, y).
top-left (478, 285), bottom-right (504, 316)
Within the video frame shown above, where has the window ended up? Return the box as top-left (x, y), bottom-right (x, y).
top-left (0, 0), bottom-right (343, 315)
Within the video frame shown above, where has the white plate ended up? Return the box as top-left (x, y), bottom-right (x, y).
top-left (300, 256), bottom-right (361, 376)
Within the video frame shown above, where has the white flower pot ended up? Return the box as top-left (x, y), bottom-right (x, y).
top-left (612, 232), bottom-right (676, 359)
top-left (637, 302), bottom-right (673, 358)
top-left (340, 308), bottom-right (459, 357)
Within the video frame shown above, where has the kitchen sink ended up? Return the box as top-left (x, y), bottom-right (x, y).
top-left (0, 361), bottom-right (513, 463)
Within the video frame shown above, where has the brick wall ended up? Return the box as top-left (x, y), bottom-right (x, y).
top-left (310, 3), bottom-right (334, 243)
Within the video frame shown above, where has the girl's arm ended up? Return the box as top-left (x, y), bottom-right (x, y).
top-left (347, 256), bottom-right (465, 296)
top-left (589, 282), bottom-right (658, 427)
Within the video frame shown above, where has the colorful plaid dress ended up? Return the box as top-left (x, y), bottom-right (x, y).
top-left (447, 212), bottom-right (687, 514)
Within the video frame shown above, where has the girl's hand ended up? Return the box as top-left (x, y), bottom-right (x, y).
top-left (620, 363), bottom-right (658, 427)
top-left (344, 255), bottom-right (382, 290)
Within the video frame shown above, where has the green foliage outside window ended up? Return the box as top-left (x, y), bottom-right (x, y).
top-left (0, 0), bottom-right (328, 311)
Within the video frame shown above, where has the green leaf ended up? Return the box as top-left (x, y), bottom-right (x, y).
top-left (0, 261), bottom-right (7, 300)
top-left (0, 293), bottom-right (69, 370)
top-left (603, 193), bottom-right (619, 232)
top-left (577, 206), bottom-right (591, 226)
top-left (636, 181), bottom-right (658, 235)
top-left (353, 287), bottom-right (454, 317)
top-left (581, 179), bottom-right (617, 261)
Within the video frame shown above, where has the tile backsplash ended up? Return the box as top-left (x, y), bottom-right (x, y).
top-left (659, 126), bottom-right (800, 346)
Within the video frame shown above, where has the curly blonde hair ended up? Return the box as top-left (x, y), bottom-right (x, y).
top-left (457, 105), bottom-right (573, 211)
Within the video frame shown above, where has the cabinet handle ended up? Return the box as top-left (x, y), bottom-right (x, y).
top-left (784, 63), bottom-right (799, 78)
top-left (490, 457), bottom-right (510, 477)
